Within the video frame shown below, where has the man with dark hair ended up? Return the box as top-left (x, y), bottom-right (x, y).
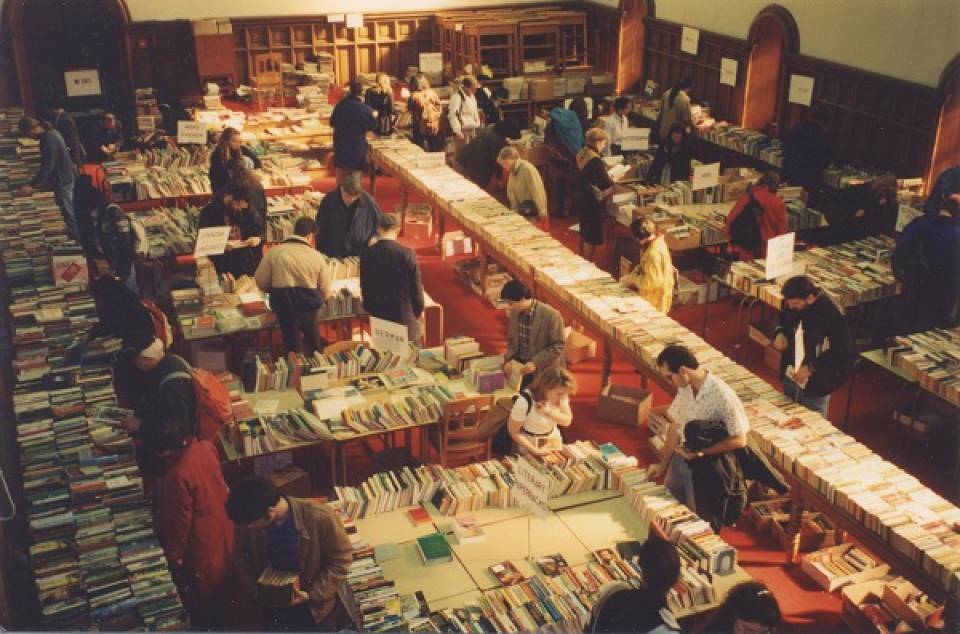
top-left (315, 172), bottom-right (383, 258)
top-left (255, 216), bottom-right (335, 354)
top-left (772, 275), bottom-right (854, 417)
top-left (46, 100), bottom-right (86, 165)
top-left (360, 213), bottom-right (425, 341)
top-left (651, 344), bottom-right (750, 512)
top-left (145, 416), bottom-right (234, 629)
top-left (17, 116), bottom-right (79, 239)
top-left (602, 96), bottom-right (632, 156)
top-left (198, 182), bottom-right (265, 277)
top-left (330, 78), bottom-right (378, 183)
top-left (500, 280), bottom-right (565, 389)
top-left (226, 476), bottom-right (353, 631)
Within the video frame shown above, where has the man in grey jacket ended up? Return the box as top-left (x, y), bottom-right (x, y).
top-left (18, 117), bottom-right (78, 239)
top-left (500, 280), bottom-right (565, 389)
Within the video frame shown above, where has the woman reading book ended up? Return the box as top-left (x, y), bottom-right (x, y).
top-left (508, 366), bottom-right (576, 456)
top-left (620, 216), bottom-right (675, 313)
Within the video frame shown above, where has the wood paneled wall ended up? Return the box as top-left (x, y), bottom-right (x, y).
top-left (127, 21), bottom-right (199, 102)
top-left (781, 55), bottom-right (940, 178)
top-left (642, 19), bottom-right (747, 126)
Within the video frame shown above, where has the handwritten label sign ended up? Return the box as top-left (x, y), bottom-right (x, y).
top-left (788, 74), bottom-right (815, 106)
top-left (194, 226), bottom-right (231, 257)
top-left (680, 26), bottom-right (700, 55)
top-left (512, 458), bottom-right (550, 516)
top-left (691, 162), bottom-right (720, 191)
top-left (419, 52), bottom-right (443, 75)
top-left (895, 204), bottom-right (923, 232)
top-left (345, 13), bottom-right (363, 28)
top-left (177, 120), bottom-right (207, 145)
top-left (620, 127), bottom-right (650, 151)
top-left (764, 232), bottom-right (796, 280)
top-left (64, 69), bottom-right (102, 97)
top-left (720, 58), bottom-right (738, 86)
top-left (370, 316), bottom-right (409, 357)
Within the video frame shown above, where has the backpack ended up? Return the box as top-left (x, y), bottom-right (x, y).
top-left (96, 202), bottom-right (137, 276)
top-left (728, 190), bottom-right (764, 251)
top-left (416, 92), bottom-right (443, 137)
top-left (141, 299), bottom-right (173, 350)
top-left (159, 367), bottom-right (233, 441)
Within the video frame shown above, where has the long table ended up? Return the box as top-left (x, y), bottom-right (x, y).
top-left (366, 137), bottom-right (960, 620)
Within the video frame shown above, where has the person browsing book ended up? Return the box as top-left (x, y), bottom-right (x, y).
top-left (497, 145), bottom-right (549, 227)
top-left (508, 366), bottom-right (576, 456)
top-left (574, 127), bottom-right (616, 262)
top-left (772, 276), bottom-right (855, 418)
top-left (500, 280), bottom-right (566, 389)
top-left (198, 182), bottom-right (264, 278)
top-left (254, 217), bottom-right (334, 355)
top-left (602, 96), bottom-right (632, 156)
top-left (707, 582), bottom-right (782, 634)
top-left (649, 345), bottom-right (750, 513)
top-left (226, 476), bottom-right (353, 631)
top-left (448, 75), bottom-right (481, 153)
top-left (620, 217), bottom-right (674, 313)
top-left (723, 171), bottom-right (788, 261)
top-left (17, 117), bottom-right (79, 239)
top-left (647, 123), bottom-right (693, 185)
top-left (331, 79), bottom-right (378, 183)
top-left (209, 127), bottom-right (262, 193)
top-left (315, 172), bottom-right (383, 258)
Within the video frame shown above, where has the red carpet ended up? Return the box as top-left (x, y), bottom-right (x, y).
top-left (316, 173), bottom-right (952, 631)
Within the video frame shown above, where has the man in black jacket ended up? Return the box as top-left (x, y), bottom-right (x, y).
top-left (47, 100), bottom-right (86, 166)
top-left (772, 275), bottom-right (854, 418)
top-left (316, 173), bottom-right (383, 258)
top-left (198, 182), bottom-right (263, 277)
top-left (360, 214), bottom-right (425, 342)
top-left (782, 105), bottom-right (831, 207)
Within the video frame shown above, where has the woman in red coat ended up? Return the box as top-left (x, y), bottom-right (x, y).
top-left (144, 418), bottom-right (235, 629)
top-left (724, 171), bottom-right (789, 261)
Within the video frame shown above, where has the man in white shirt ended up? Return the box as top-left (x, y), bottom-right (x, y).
top-left (602, 96), bottom-right (632, 156)
top-left (648, 344), bottom-right (750, 512)
top-left (448, 76), bottom-right (481, 154)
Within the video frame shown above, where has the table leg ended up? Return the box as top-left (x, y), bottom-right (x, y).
top-left (328, 442), bottom-right (338, 490)
top-left (339, 443), bottom-right (346, 486)
top-left (601, 340), bottom-right (612, 388)
top-left (701, 278), bottom-right (713, 337)
top-left (784, 489), bottom-right (805, 565)
top-left (842, 357), bottom-right (863, 430)
top-left (368, 162), bottom-right (377, 195)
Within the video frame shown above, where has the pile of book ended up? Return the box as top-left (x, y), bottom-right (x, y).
top-left (265, 192), bottom-right (324, 241)
top-left (886, 329), bottom-right (960, 406)
top-left (695, 120), bottom-right (784, 167)
top-left (225, 408), bottom-right (335, 456)
top-left (801, 543), bottom-right (889, 592)
top-left (340, 536), bottom-right (404, 631)
top-left (842, 575), bottom-right (944, 632)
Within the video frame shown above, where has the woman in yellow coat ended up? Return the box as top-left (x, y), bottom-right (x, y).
top-left (620, 217), bottom-right (674, 313)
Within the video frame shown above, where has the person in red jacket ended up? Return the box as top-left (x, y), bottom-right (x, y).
top-left (144, 416), bottom-right (235, 629)
top-left (724, 171), bottom-right (788, 261)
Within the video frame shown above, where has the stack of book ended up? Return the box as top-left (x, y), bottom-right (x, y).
top-left (696, 120), bottom-right (784, 168)
top-left (886, 329), bottom-right (960, 406)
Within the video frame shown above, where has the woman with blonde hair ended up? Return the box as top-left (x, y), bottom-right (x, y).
top-left (365, 72), bottom-right (394, 136)
top-left (508, 366), bottom-right (577, 456)
top-left (209, 127), bottom-right (261, 193)
top-left (621, 216), bottom-right (675, 313)
top-left (408, 73), bottom-right (444, 152)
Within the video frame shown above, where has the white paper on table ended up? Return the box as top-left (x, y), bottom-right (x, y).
top-left (194, 226), bottom-right (231, 257)
top-left (764, 232), bottom-right (796, 280)
top-left (788, 74), bottom-right (815, 106)
top-left (312, 390), bottom-right (366, 420)
top-left (680, 26), bottom-right (700, 55)
top-left (720, 58), bottom-right (738, 86)
top-left (895, 204), bottom-right (923, 233)
top-left (691, 162), bottom-right (720, 191)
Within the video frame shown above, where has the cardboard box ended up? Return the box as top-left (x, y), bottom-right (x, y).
top-left (518, 143), bottom-right (551, 166)
top-left (564, 74), bottom-right (586, 95)
top-left (747, 497), bottom-right (791, 531)
top-left (664, 225), bottom-right (701, 251)
top-left (442, 231), bottom-right (473, 257)
top-left (552, 77), bottom-right (567, 98)
top-left (528, 77), bottom-right (555, 102)
top-left (771, 513), bottom-right (838, 552)
top-left (404, 215), bottom-right (433, 241)
top-left (597, 384), bottom-right (652, 426)
top-left (800, 544), bottom-right (890, 592)
top-left (564, 329), bottom-right (597, 365)
top-left (764, 345), bottom-right (783, 373)
top-left (841, 579), bottom-right (891, 633)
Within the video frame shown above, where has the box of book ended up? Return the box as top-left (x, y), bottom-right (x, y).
top-left (747, 497), bottom-right (790, 531)
top-left (664, 225), bottom-right (700, 251)
top-left (442, 231), bottom-right (473, 257)
top-left (597, 384), bottom-right (651, 426)
top-left (564, 329), bottom-right (597, 365)
top-left (257, 567), bottom-right (301, 607)
top-left (404, 215), bottom-right (432, 241)
top-left (771, 512), bottom-right (838, 552)
top-left (801, 544), bottom-right (889, 592)
top-left (528, 78), bottom-right (554, 101)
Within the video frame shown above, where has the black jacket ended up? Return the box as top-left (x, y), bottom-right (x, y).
top-left (113, 351), bottom-right (196, 435)
top-left (88, 275), bottom-right (155, 351)
top-left (828, 183), bottom-right (897, 243)
top-left (364, 88), bottom-right (394, 136)
top-left (684, 420), bottom-right (747, 533)
top-left (315, 189), bottom-right (383, 258)
top-left (776, 293), bottom-right (855, 398)
top-left (783, 121), bottom-right (831, 192)
top-left (648, 137), bottom-right (693, 183)
top-left (198, 198), bottom-right (265, 277)
top-left (360, 239), bottom-right (424, 328)
top-left (53, 111), bottom-right (85, 166)
top-left (208, 145), bottom-right (262, 193)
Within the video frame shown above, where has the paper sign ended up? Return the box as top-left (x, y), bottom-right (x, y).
top-left (620, 127), bottom-right (651, 151)
top-left (327, 14), bottom-right (345, 23)
top-left (895, 204), bottom-right (923, 233)
top-left (419, 52), bottom-right (443, 75)
top-left (194, 226), bottom-right (231, 257)
top-left (691, 162), bottom-right (720, 191)
top-left (64, 69), bottom-right (102, 97)
top-left (177, 120), bottom-right (207, 145)
top-left (370, 316), bottom-right (409, 357)
top-left (788, 74), bottom-right (815, 106)
top-left (512, 458), bottom-right (550, 516)
top-left (680, 27), bottom-right (700, 55)
top-left (720, 58), bottom-right (738, 86)
top-left (764, 232), bottom-right (796, 280)
top-left (345, 13), bottom-right (363, 28)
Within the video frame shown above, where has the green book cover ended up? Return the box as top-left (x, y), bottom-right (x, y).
top-left (415, 533), bottom-right (451, 565)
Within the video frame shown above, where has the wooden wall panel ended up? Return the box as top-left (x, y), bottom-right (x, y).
top-left (782, 55), bottom-right (939, 177)
top-left (127, 21), bottom-right (198, 102)
top-left (582, 3), bottom-right (618, 76)
top-left (642, 19), bottom-right (747, 125)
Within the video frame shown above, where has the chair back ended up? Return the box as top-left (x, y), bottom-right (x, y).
top-left (440, 395), bottom-right (494, 465)
top-left (252, 53), bottom-right (283, 90)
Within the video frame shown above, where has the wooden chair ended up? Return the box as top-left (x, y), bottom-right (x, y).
top-left (323, 339), bottom-right (364, 355)
top-left (435, 395), bottom-right (494, 466)
top-left (251, 52), bottom-right (284, 109)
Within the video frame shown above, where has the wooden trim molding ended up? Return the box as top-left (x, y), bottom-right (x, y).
top-left (747, 4), bottom-right (799, 55)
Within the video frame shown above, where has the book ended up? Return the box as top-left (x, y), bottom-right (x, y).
top-left (415, 533), bottom-right (452, 566)
top-left (451, 516), bottom-right (485, 544)
top-left (535, 553), bottom-right (570, 576)
top-left (407, 505), bottom-right (431, 526)
top-left (489, 560), bottom-right (525, 586)
top-left (257, 567), bottom-right (300, 607)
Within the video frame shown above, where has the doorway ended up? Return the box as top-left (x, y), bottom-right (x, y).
top-left (616, 0), bottom-right (653, 95)
top-left (927, 55), bottom-right (960, 194)
top-left (742, 5), bottom-right (798, 135)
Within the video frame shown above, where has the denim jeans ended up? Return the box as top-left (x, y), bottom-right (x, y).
top-left (783, 375), bottom-right (831, 418)
top-left (665, 452), bottom-right (696, 512)
top-left (54, 179), bottom-right (79, 240)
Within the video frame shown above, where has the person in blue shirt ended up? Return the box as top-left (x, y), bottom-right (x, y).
top-left (924, 165), bottom-right (960, 216)
top-left (330, 79), bottom-right (377, 184)
top-left (17, 117), bottom-right (78, 239)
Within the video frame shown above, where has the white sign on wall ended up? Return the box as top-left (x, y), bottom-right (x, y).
top-left (680, 27), bottom-right (700, 55)
top-left (419, 52), bottom-right (443, 76)
top-left (720, 58), bottom-right (738, 87)
top-left (64, 70), bottom-right (101, 97)
top-left (512, 458), bottom-right (550, 516)
top-left (327, 14), bottom-right (345, 23)
top-left (765, 232), bottom-right (796, 280)
top-left (691, 162), bottom-right (720, 191)
top-left (788, 74), bottom-right (815, 106)
top-left (345, 13), bottom-right (364, 29)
